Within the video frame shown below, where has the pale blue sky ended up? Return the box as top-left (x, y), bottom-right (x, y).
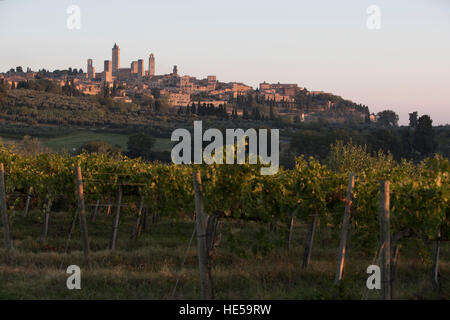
top-left (0, 0), bottom-right (449, 125)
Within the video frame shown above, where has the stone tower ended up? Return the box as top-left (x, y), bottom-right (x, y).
top-left (131, 61), bottom-right (138, 74)
top-left (149, 53), bottom-right (155, 77)
top-left (112, 43), bottom-right (120, 75)
top-left (138, 59), bottom-right (145, 78)
top-left (103, 60), bottom-right (112, 83)
top-left (87, 59), bottom-right (95, 80)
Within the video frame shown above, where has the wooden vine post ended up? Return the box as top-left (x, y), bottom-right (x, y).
top-left (0, 163), bottom-right (12, 250)
top-left (334, 172), bottom-right (355, 285)
top-left (192, 171), bottom-right (210, 300)
top-left (24, 186), bottom-right (33, 217)
top-left (41, 196), bottom-right (53, 238)
top-left (131, 196), bottom-right (144, 240)
top-left (153, 212), bottom-right (159, 224)
top-left (91, 199), bottom-right (100, 222)
top-left (287, 210), bottom-right (296, 251)
top-left (302, 210), bottom-right (318, 269)
top-left (109, 185), bottom-right (123, 250)
top-left (75, 166), bottom-right (90, 265)
top-left (106, 197), bottom-right (112, 216)
top-left (140, 208), bottom-right (148, 235)
top-left (379, 181), bottom-right (392, 300)
top-left (431, 231), bottom-right (441, 291)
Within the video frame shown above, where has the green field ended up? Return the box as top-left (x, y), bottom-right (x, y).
top-left (1, 132), bottom-right (173, 153)
top-left (41, 132), bottom-right (130, 152)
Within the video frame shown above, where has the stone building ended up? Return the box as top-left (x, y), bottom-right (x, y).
top-left (231, 82), bottom-right (252, 97)
top-left (180, 75), bottom-right (194, 93)
top-left (117, 68), bottom-right (132, 81)
top-left (207, 75), bottom-right (217, 90)
top-left (167, 90), bottom-right (191, 106)
top-left (259, 82), bottom-right (299, 97)
top-left (131, 61), bottom-right (138, 74)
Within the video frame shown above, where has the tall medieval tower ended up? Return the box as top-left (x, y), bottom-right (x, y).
top-left (138, 59), bottom-right (145, 78)
top-left (103, 60), bottom-right (112, 83)
top-left (149, 53), bottom-right (155, 77)
top-left (87, 59), bottom-right (95, 80)
top-left (112, 43), bottom-right (120, 75)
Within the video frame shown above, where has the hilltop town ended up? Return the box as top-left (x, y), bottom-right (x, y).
top-left (0, 43), bottom-right (371, 123)
top-left (0, 43), bottom-right (447, 168)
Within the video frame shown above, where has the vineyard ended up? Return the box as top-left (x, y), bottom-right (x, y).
top-left (0, 143), bottom-right (448, 299)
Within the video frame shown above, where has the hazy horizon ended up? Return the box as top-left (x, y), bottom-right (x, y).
top-left (0, 0), bottom-right (449, 125)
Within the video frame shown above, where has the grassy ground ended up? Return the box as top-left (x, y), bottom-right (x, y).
top-left (1, 132), bottom-right (173, 153)
top-left (41, 132), bottom-right (130, 152)
top-left (0, 208), bottom-right (448, 300)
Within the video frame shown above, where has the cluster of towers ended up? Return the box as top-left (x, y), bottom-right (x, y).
top-left (87, 43), bottom-right (156, 83)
